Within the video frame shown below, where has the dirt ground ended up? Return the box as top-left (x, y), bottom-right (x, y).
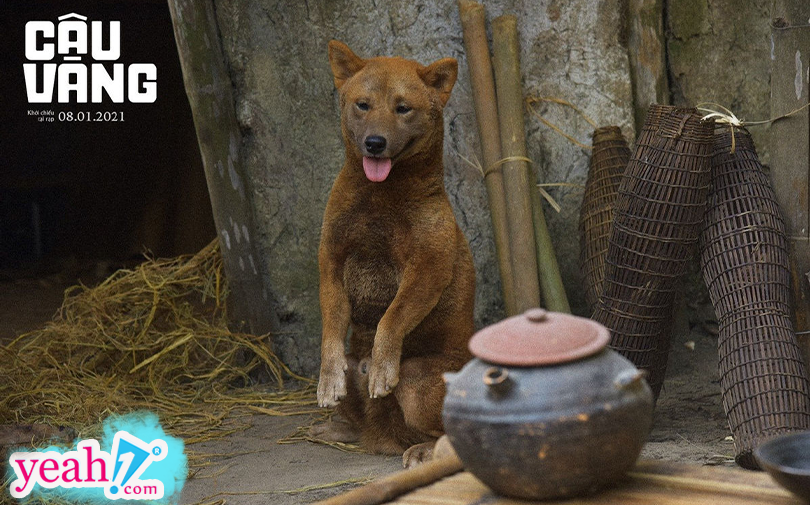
top-left (0, 274), bottom-right (737, 504)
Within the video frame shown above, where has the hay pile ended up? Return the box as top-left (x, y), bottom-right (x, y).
top-left (0, 240), bottom-right (318, 446)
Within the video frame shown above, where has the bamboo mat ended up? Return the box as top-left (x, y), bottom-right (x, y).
top-left (385, 460), bottom-right (801, 505)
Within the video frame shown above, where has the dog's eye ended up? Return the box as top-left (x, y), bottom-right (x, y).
top-left (356, 101), bottom-right (370, 111)
top-left (396, 104), bottom-right (412, 114)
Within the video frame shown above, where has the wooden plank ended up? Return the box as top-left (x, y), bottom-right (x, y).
top-left (389, 461), bottom-right (801, 505)
top-left (770, 0), bottom-right (810, 367)
top-left (632, 460), bottom-right (784, 491)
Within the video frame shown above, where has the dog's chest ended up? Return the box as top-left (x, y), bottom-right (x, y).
top-left (331, 204), bottom-right (406, 327)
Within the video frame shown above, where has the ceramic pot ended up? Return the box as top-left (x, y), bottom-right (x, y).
top-left (443, 308), bottom-right (654, 500)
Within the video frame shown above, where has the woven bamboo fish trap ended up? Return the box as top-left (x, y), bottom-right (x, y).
top-left (580, 126), bottom-right (631, 312)
top-left (699, 125), bottom-right (810, 469)
top-left (593, 105), bottom-right (714, 398)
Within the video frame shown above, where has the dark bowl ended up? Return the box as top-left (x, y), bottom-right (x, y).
top-left (754, 431), bottom-right (810, 502)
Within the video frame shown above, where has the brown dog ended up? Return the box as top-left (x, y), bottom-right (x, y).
top-left (315, 40), bottom-right (475, 467)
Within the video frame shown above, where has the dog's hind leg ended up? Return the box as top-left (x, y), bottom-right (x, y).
top-left (394, 355), bottom-right (467, 467)
top-left (309, 416), bottom-right (360, 443)
top-left (333, 354), bottom-right (465, 463)
top-left (394, 357), bottom-right (449, 435)
top-left (341, 356), bottom-right (430, 456)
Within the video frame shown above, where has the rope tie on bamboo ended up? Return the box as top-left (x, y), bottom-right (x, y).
top-left (525, 95), bottom-right (598, 150)
top-left (484, 155), bottom-right (532, 177)
top-left (453, 148), bottom-right (584, 213)
top-left (698, 101), bottom-right (810, 153)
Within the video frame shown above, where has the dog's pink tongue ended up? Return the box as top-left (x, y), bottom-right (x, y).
top-left (362, 157), bottom-right (392, 182)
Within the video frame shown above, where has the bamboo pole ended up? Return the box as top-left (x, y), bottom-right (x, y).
top-left (529, 185), bottom-right (571, 312)
top-left (457, 1), bottom-right (517, 316)
top-left (313, 454), bottom-right (464, 505)
top-left (491, 15), bottom-right (541, 313)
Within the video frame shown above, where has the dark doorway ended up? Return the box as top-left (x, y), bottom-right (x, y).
top-left (0, 0), bottom-right (214, 273)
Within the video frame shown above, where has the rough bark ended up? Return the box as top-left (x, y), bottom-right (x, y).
top-left (168, 0), bottom-right (274, 339)
top-left (627, 0), bottom-right (669, 133)
top-left (770, 0), bottom-right (810, 368)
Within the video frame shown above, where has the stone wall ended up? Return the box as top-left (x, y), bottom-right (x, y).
top-left (173, 0), bottom-right (785, 376)
top-left (665, 0), bottom-right (773, 162)
top-left (205, 0), bottom-right (635, 375)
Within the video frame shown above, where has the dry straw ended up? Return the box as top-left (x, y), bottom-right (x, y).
top-left (699, 126), bottom-right (810, 468)
top-left (525, 95), bottom-right (598, 150)
top-left (0, 239), bottom-right (326, 467)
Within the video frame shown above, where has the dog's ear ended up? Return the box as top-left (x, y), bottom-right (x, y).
top-left (328, 40), bottom-right (366, 90)
top-left (419, 58), bottom-right (458, 106)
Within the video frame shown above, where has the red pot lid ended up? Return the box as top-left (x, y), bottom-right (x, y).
top-left (469, 308), bottom-right (610, 366)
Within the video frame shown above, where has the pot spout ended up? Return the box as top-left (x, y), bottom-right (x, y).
top-left (483, 366), bottom-right (512, 397)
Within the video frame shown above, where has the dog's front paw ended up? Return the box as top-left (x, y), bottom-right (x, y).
top-left (368, 354), bottom-right (400, 399)
top-left (317, 359), bottom-right (348, 407)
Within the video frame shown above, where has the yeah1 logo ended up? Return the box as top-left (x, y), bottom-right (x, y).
top-left (9, 431), bottom-right (168, 500)
top-left (23, 13), bottom-right (157, 104)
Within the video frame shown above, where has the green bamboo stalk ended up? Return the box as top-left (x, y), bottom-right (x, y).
top-left (491, 15), bottom-right (541, 313)
top-left (530, 180), bottom-right (570, 313)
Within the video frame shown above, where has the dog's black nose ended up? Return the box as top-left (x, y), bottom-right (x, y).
top-left (364, 135), bottom-right (387, 155)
